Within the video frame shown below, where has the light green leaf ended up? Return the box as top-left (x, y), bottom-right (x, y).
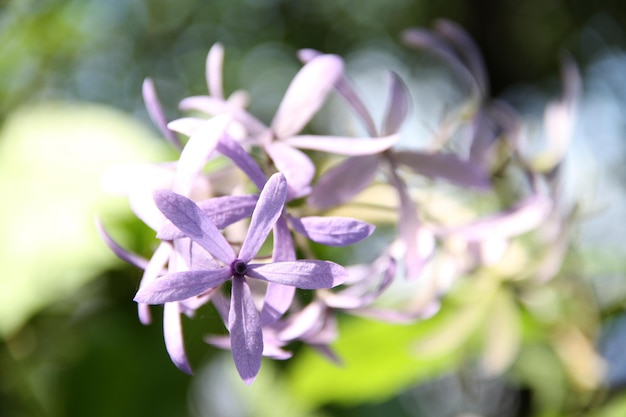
top-left (0, 102), bottom-right (170, 337)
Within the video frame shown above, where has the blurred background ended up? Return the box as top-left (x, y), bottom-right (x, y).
top-left (1, 0), bottom-right (626, 416)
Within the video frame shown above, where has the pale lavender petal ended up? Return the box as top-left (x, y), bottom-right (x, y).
top-left (206, 43), bottom-right (224, 99)
top-left (229, 276), bottom-right (263, 385)
top-left (278, 301), bottom-right (325, 341)
top-left (382, 72), bottom-right (410, 135)
top-left (95, 219), bottom-right (149, 270)
top-left (350, 302), bottom-right (440, 323)
top-left (167, 117), bottom-right (206, 137)
top-left (296, 49), bottom-right (379, 137)
top-left (247, 260), bottom-right (347, 289)
top-left (142, 78), bottom-right (182, 148)
top-left (394, 150), bottom-right (491, 190)
top-left (260, 217), bottom-right (296, 324)
top-left (439, 195), bottom-right (552, 241)
top-left (134, 268), bottom-right (232, 304)
top-left (174, 115), bottom-right (231, 195)
top-left (265, 142), bottom-right (314, 199)
top-left (163, 302), bottom-right (193, 374)
top-left (179, 96), bottom-right (267, 136)
top-left (296, 48), bottom-right (322, 63)
top-left (216, 133), bottom-right (268, 190)
top-left (401, 28), bottom-right (480, 96)
top-left (388, 169), bottom-right (424, 279)
top-left (154, 190), bottom-right (235, 264)
top-left (308, 154), bottom-right (380, 209)
top-left (137, 242), bottom-right (172, 324)
top-left (158, 195), bottom-right (258, 240)
top-left (322, 257), bottom-right (396, 308)
top-left (271, 54), bottom-right (344, 139)
top-left (434, 19), bottom-right (488, 95)
top-left (239, 173), bottom-right (287, 262)
top-left (205, 334), bottom-right (292, 360)
top-left (288, 215), bottom-right (374, 246)
top-left (284, 134), bottom-right (399, 155)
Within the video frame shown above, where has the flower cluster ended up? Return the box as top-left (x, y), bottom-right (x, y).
top-left (100, 19), bottom-right (578, 384)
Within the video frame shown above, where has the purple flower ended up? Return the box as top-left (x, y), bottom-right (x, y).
top-left (134, 173), bottom-right (347, 384)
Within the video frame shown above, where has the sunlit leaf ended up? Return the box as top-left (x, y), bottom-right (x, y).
top-left (0, 102), bottom-right (170, 337)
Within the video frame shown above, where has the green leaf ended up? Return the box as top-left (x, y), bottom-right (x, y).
top-left (0, 102), bottom-right (170, 338)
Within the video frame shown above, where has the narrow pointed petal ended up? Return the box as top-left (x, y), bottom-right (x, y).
top-left (401, 28), bottom-right (480, 96)
top-left (284, 133), bottom-right (399, 155)
top-left (265, 141), bottom-right (314, 199)
top-left (137, 242), bottom-right (172, 324)
top-left (271, 54), bottom-right (344, 139)
top-left (382, 73), bottom-right (410, 135)
top-left (297, 51), bottom-right (378, 136)
top-left (247, 260), bottom-right (347, 289)
top-left (278, 301), bottom-right (325, 341)
top-left (308, 154), bottom-right (380, 209)
top-left (174, 115), bottom-right (231, 195)
top-left (229, 276), bottom-right (263, 385)
top-left (260, 217), bottom-right (296, 324)
top-left (288, 215), bottom-right (375, 246)
top-left (158, 195), bottom-right (258, 240)
top-left (142, 78), bottom-right (182, 148)
top-left (216, 133), bottom-right (268, 190)
top-left (167, 117), bottom-right (205, 137)
top-left (434, 19), bottom-right (488, 95)
top-left (440, 195), bottom-right (552, 241)
top-left (206, 43), bottom-right (224, 98)
top-left (164, 302), bottom-right (193, 374)
top-left (154, 190), bottom-right (235, 264)
top-left (178, 96), bottom-right (267, 135)
top-left (394, 150), bottom-right (491, 190)
top-left (239, 173), bottom-right (287, 262)
top-left (134, 269), bottom-right (232, 304)
top-left (95, 219), bottom-right (149, 269)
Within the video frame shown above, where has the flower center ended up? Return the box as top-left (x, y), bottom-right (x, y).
top-left (231, 259), bottom-right (248, 276)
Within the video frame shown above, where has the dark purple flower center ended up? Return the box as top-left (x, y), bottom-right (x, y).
top-left (231, 259), bottom-right (248, 276)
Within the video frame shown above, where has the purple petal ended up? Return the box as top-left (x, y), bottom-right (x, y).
top-left (134, 268), bottom-right (232, 304)
top-left (296, 49), bottom-right (379, 137)
top-left (154, 190), bottom-right (235, 264)
top-left (439, 195), bottom-right (552, 241)
top-left (229, 276), bottom-right (263, 385)
top-left (95, 219), bottom-right (149, 270)
top-left (387, 169), bottom-right (429, 279)
top-left (178, 96), bottom-right (267, 136)
top-left (308, 154), bottom-right (380, 209)
top-left (137, 242), bottom-right (173, 324)
top-left (167, 117), bottom-right (205, 137)
top-left (174, 115), bottom-right (231, 195)
top-left (401, 28), bottom-right (480, 96)
top-left (278, 301), bottom-right (325, 341)
top-left (163, 302), bottom-right (193, 374)
top-left (216, 133), bottom-right (268, 190)
top-left (158, 195), bottom-right (258, 240)
top-left (239, 173), bottom-right (287, 262)
top-left (284, 134), bottom-right (399, 156)
top-left (288, 215), bottom-right (375, 246)
top-left (382, 72), bottom-right (410, 135)
top-left (394, 150), bottom-right (491, 190)
top-left (206, 43), bottom-right (224, 98)
top-left (260, 217), bottom-right (296, 324)
top-left (271, 54), bottom-right (344, 139)
top-left (434, 19), bottom-right (488, 95)
top-left (247, 260), bottom-right (347, 289)
top-left (142, 78), bottom-right (182, 149)
top-left (265, 141), bottom-right (314, 199)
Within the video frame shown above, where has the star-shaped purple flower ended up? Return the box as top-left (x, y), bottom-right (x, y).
top-left (134, 173), bottom-right (347, 384)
